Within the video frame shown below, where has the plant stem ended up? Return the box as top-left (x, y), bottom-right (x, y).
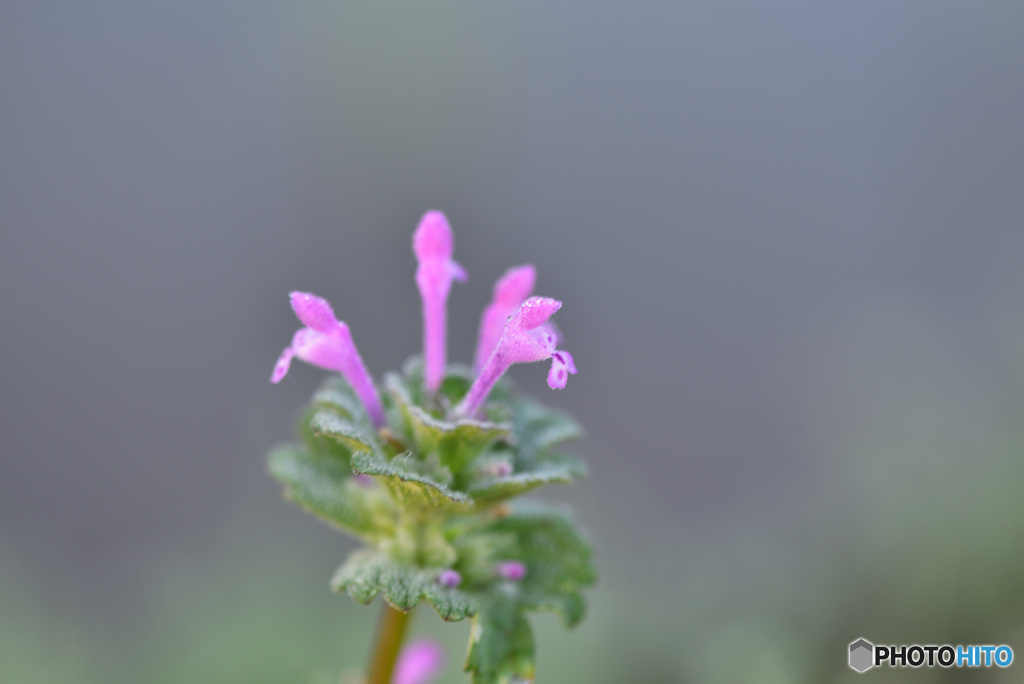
top-left (366, 604), bottom-right (411, 684)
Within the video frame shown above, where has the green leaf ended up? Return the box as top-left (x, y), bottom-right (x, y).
top-left (467, 453), bottom-right (587, 504)
top-left (512, 399), bottom-right (583, 465)
top-left (489, 504), bottom-right (596, 627)
top-left (386, 374), bottom-right (510, 478)
top-left (396, 356), bottom-right (477, 407)
top-left (465, 596), bottom-right (535, 684)
top-left (312, 375), bottom-right (373, 424)
top-left (268, 444), bottom-right (386, 541)
top-left (309, 409), bottom-right (378, 454)
top-left (331, 549), bottom-right (477, 621)
top-left (351, 451), bottom-right (472, 513)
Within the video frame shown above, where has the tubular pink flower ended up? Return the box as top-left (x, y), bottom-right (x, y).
top-left (270, 292), bottom-right (385, 426)
top-left (456, 296), bottom-right (577, 417)
top-left (413, 211), bottom-right (467, 394)
top-left (392, 639), bottom-right (445, 684)
top-left (473, 264), bottom-right (536, 372)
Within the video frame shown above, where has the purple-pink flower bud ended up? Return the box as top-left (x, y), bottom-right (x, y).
top-left (474, 264), bottom-right (536, 372)
top-left (496, 560), bottom-right (527, 582)
top-left (270, 292), bottom-right (386, 426)
top-left (437, 569), bottom-right (462, 588)
top-left (414, 211), bottom-right (467, 394)
top-left (392, 639), bottom-right (445, 684)
top-left (457, 296), bottom-right (577, 417)
top-left (489, 461), bottom-right (513, 477)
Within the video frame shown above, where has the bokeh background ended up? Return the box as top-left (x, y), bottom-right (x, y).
top-left (3, 3), bottom-right (1024, 682)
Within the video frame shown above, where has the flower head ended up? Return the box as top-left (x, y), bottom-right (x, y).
top-left (414, 211), bottom-right (468, 394)
top-left (457, 296), bottom-right (577, 417)
top-left (270, 292), bottom-right (385, 426)
top-left (271, 215), bottom-right (576, 424)
top-left (392, 639), bottom-right (445, 684)
top-left (474, 264), bottom-right (536, 372)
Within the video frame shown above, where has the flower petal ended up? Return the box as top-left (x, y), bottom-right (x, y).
top-left (474, 265), bottom-right (536, 371)
top-left (449, 259), bottom-right (469, 283)
top-left (547, 350), bottom-right (577, 390)
top-left (494, 264), bottom-right (536, 305)
top-left (291, 327), bottom-right (347, 370)
top-left (513, 296), bottom-right (562, 330)
top-left (412, 210), bottom-right (454, 262)
top-left (269, 347), bottom-right (296, 383)
top-left (289, 291), bottom-right (339, 333)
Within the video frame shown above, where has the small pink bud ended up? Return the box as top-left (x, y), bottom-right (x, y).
top-left (392, 639), bottom-right (445, 684)
top-left (495, 560), bottom-right (527, 582)
top-left (489, 462), bottom-right (513, 477)
top-left (437, 569), bottom-right (462, 588)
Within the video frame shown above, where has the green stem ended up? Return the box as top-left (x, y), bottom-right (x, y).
top-left (366, 604), bottom-right (412, 684)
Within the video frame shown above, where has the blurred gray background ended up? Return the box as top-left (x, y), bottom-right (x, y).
top-left (3, 3), bottom-right (1024, 682)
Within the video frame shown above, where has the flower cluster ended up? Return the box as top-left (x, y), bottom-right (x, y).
top-left (272, 210), bottom-right (576, 421)
top-left (269, 211), bottom-right (593, 684)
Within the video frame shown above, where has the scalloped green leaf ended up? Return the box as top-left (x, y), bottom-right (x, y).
top-left (512, 399), bottom-right (583, 464)
top-left (268, 444), bottom-right (386, 541)
top-left (296, 407), bottom-right (353, 474)
top-left (489, 504), bottom-right (596, 628)
top-left (309, 409), bottom-right (378, 454)
top-left (467, 453), bottom-right (587, 504)
top-left (351, 451), bottom-right (471, 513)
top-left (331, 549), bottom-right (477, 621)
top-left (465, 595), bottom-right (535, 684)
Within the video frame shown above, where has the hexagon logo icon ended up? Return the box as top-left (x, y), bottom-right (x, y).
top-left (849, 638), bottom-right (874, 673)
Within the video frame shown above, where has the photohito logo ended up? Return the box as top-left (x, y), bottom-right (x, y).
top-left (848, 638), bottom-right (1013, 673)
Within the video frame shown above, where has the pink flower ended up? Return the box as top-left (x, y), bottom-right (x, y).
top-left (495, 560), bottom-right (527, 582)
top-left (270, 292), bottom-right (385, 426)
top-left (414, 211), bottom-right (468, 394)
top-left (457, 296), bottom-right (577, 417)
top-left (392, 639), bottom-right (445, 684)
top-left (474, 265), bottom-right (536, 372)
